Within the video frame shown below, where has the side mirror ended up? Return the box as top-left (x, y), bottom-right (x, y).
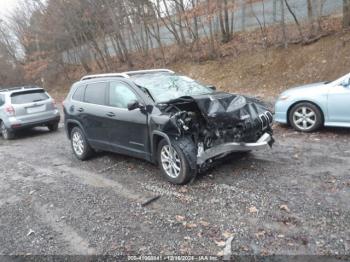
top-left (127, 100), bottom-right (140, 111)
top-left (341, 78), bottom-right (350, 88)
top-left (207, 85), bottom-right (216, 91)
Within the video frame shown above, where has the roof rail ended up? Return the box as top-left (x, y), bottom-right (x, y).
top-left (80, 69), bottom-right (175, 81)
top-left (0, 86), bottom-right (41, 93)
top-left (80, 73), bottom-right (130, 81)
top-left (124, 69), bottom-right (175, 76)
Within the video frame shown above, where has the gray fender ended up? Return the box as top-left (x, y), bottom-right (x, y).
top-left (65, 119), bottom-right (86, 139)
top-left (151, 131), bottom-right (171, 162)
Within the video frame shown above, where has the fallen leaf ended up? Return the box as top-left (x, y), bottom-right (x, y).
top-left (217, 251), bottom-right (224, 257)
top-left (255, 230), bottom-right (266, 238)
top-left (249, 206), bottom-right (258, 213)
top-left (199, 220), bottom-right (210, 227)
top-left (280, 204), bottom-right (290, 212)
top-left (278, 234), bottom-right (285, 238)
top-left (241, 245), bottom-right (249, 251)
top-left (185, 223), bottom-right (197, 229)
top-left (178, 187), bottom-right (188, 193)
top-left (222, 231), bottom-right (234, 238)
top-left (176, 215), bottom-right (185, 222)
top-left (214, 240), bottom-right (226, 247)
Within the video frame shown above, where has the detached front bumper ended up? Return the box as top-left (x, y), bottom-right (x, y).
top-left (197, 133), bottom-right (274, 165)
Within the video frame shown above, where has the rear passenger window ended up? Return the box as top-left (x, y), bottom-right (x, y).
top-left (72, 85), bottom-right (85, 102)
top-left (11, 90), bottom-right (49, 104)
top-left (85, 82), bottom-right (107, 105)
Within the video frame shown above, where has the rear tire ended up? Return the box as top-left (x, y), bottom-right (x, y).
top-left (289, 102), bottom-right (323, 132)
top-left (1, 122), bottom-right (14, 140)
top-left (70, 127), bottom-right (93, 160)
top-left (157, 138), bottom-right (196, 185)
top-left (48, 122), bottom-right (59, 132)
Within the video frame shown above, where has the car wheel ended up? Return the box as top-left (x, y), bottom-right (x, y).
top-left (1, 121), bottom-right (14, 140)
top-left (70, 127), bottom-right (93, 160)
top-left (157, 138), bottom-right (196, 185)
top-left (48, 122), bottom-right (59, 132)
top-left (289, 102), bottom-right (323, 132)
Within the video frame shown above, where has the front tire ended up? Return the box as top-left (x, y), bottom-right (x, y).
top-left (157, 138), bottom-right (196, 185)
top-left (48, 122), bottom-right (59, 132)
top-left (70, 127), bottom-right (93, 160)
top-left (289, 102), bottom-right (323, 132)
top-left (1, 122), bottom-right (14, 140)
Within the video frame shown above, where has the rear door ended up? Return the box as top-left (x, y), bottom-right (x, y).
top-left (105, 80), bottom-right (149, 157)
top-left (79, 82), bottom-right (110, 148)
top-left (10, 89), bottom-right (55, 122)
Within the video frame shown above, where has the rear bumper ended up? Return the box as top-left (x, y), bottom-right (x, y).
top-left (8, 114), bottom-right (60, 131)
top-left (197, 133), bottom-right (274, 165)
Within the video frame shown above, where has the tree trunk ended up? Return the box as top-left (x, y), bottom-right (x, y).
top-left (280, 0), bottom-right (288, 48)
top-left (285, 0), bottom-right (304, 41)
top-left (207, 0), bottom-right (216, 57)
top-left (343, 0), bottom-right (350, 28)
top-left (273, 0), bottom-right (277, 22)
top-left (241, 0), bottom-right (246, 31)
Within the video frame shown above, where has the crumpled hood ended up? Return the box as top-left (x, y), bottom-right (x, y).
top-left (190, 92), bottom-right (271, 125)
top-left (159, 91), bottom-right (273, 144)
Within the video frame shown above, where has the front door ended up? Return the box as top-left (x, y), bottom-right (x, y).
top-left (327, 81), bottom-right (350, 124)
top-left (105, 80), bottom-right (149, 157)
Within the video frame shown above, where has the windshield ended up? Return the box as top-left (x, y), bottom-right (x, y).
top-left (131, 73), bottom-right (214, 102)
top-left (11, 90), bottom-right (49, 104)
top-left (328, 72), bottom-right (350, 85)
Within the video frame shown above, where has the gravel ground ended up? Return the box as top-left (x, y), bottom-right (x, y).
top-left (0, 119), bottom-right (349, 257)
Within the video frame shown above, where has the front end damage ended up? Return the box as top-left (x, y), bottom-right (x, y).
top-left (156, 92), bottom-right (274, 169)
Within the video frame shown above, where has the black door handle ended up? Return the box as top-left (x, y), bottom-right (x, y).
top-left (106, 112), bottom-right (116, 117)
top-left (77, 107), bottom-right (84, 112)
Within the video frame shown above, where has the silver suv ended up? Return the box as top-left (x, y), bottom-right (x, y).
top-left (0, 86), bottom-right (60, 140)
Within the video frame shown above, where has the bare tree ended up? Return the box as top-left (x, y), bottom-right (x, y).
top-left (280, 0), bottom-right (288, 48)
top-left (284, 0), bottom-right (304, 41)
top-left (343, 0), bottom-right (350, 27)
top-left (218, 0), bottom-right (233, 43)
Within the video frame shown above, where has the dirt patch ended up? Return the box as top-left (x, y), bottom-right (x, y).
top-left (0, 122), bottom-right (349, 256)
top-left (171, 29), bottom-right (350, 101)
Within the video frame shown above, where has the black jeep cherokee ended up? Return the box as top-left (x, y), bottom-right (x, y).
top-left (63, 69), bottom-right (274, 184)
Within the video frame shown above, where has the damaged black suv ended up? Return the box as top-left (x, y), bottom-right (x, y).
top-left (63, 69), bottom-right (274, 184)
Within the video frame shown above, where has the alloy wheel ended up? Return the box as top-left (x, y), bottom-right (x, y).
top-left (1, 122), bottom-right (8, 139)
top-left (293, 106), bottom-right (317, 131)
top-left (72, 131), bottom-right (85, 156)
top-left (160, 144), bottom-right (181, 178)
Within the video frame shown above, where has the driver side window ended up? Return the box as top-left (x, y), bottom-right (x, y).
top-left (109, 81), bottom-right (138, 109)
top-left (0, 95), bottom-right (4, 107)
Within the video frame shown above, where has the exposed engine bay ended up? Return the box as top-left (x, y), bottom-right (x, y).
top-left (158, 92), bottom-right (274, 152)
